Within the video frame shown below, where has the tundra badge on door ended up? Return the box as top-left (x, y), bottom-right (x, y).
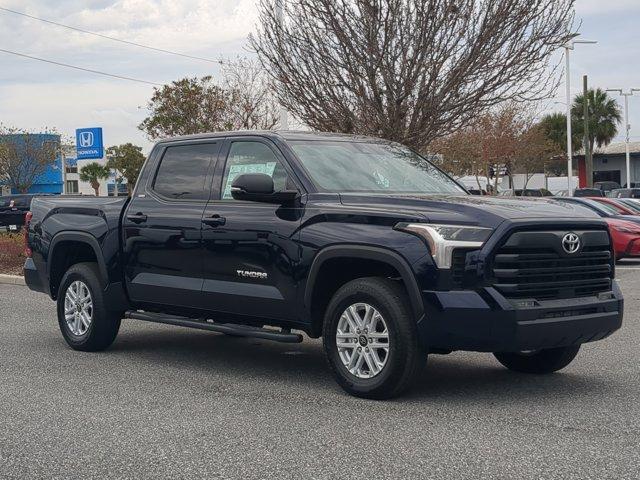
top-left (237, 270), bottom-right (268, 279)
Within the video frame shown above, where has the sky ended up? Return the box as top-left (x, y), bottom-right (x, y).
top-left (1, 0), bottom-right (640, 153)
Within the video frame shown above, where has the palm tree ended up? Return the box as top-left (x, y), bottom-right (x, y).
top-left (539, 112), bottom-right (582, 154)
top-left (79, 162), bottom-right (110, 196)
top-left (572, 88), bottom-right (622, 154)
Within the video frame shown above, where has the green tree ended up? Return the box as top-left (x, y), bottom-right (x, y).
top-left (106, 143), bottom-right (146, 195)
top-left (139, 62), bottom-right (278, 140)
top-left (539, 112), bottom-right (582, 154)
top-left (571, 88), bottom-right (622, 153)
top-left (79, 162), bottom-right (110, 196)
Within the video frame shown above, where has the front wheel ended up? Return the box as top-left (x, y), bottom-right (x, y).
top-left (323, 277), bottom-right (426, 399)
top-left (494, 345), bottom-right (580, 374)
top-left (57, 262), bottom-right (121, 352)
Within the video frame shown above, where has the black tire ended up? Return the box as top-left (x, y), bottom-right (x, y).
top-left (56, 262), bottom-right (121, 352)
top-left (322, 277), bottom-right (426, 399)
top-left (494, 345), bottom-right (581, 374)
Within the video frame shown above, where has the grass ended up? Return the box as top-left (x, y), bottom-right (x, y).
top-left (0, 232), bottom-right (25, 276)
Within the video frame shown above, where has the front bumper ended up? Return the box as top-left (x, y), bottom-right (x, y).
top-left (417, 280), bottom-right (623, 352)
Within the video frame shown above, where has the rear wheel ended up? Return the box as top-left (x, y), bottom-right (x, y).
top-left (494, 345), bottom-right (580, 374)
top-left (323, 277), bottom-right (426, 399)
top-left (57, 262), bottom-right (121, 352)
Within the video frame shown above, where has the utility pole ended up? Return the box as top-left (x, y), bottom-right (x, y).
top-left (583, 75), bottom-right (592, 187)
top-left (607, 88), bottom-right (640, 188)
top-left (275, 0), bottom-right (288, 130)
top-left (563, 36), bottom-right (597, 194)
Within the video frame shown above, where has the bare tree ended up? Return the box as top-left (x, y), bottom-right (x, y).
top-left (0, 126), bottom-right (59, 193)
top-left (431, 126), bottom-right (485, 190)
top-left (251, 0), bottom-right (575, 150)
top-left (435, 103), bottom-right (559, 192)
top-left (221, 57), bottom-right (280, 131)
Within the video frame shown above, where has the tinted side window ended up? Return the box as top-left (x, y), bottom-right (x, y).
top-left (153, 144), bottom-right (217, 200)
top-left (220, 141), bottom-right (290, 200)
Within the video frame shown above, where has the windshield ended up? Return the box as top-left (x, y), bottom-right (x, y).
top-left (620, 199), bottom-right (640, 213)
top-left (591, 199), bottom-right (630, 215)
top-left (582, 199), bottom-right (619, 215)
top-left (289, 140), bottom-right (466, 194)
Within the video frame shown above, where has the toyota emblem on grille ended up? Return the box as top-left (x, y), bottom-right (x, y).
top-left (562, 232), bottom-right (581, 254)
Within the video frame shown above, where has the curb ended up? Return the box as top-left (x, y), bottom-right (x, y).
top-left (0, 274), bottom-right (25, 286)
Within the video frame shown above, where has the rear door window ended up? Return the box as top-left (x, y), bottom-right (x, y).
top-left (152, 143), bottom-right (219, 200)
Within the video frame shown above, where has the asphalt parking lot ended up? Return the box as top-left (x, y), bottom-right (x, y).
top-left (1, 264), bottom-right (639, 479)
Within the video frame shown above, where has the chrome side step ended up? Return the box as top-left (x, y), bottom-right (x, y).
top-left (124, 311), bottom-right (303, 343)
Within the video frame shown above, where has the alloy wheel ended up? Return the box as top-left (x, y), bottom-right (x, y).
top-left (64, 280), bottom-right (93, 336)
top-left (336, 303), bottom-right (390, 378)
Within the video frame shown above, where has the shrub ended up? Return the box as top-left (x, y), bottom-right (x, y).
top-left (0, 232), bottom-right (25, 276)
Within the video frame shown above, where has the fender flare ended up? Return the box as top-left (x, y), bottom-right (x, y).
top-left (48, 231), bottom-right (109, 286)
top-left (304, 245), bottom-right (424, 319)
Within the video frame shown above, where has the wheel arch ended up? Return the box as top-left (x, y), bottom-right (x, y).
top-left (48, 232), bottom-right (108, 299)
top-left (303, 245), bottom-right (424, 337)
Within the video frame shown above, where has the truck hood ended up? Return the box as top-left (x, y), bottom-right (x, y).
top-left (339, 194), bottom-right (601, 229)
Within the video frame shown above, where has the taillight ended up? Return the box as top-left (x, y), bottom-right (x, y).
top-left (24, 211), bottom-right (33, 258)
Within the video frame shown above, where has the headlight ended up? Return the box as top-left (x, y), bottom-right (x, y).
top-left (395, 223), bottom-right (493, 268)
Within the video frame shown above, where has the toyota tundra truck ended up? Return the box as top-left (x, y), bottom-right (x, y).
top-left (23, 131), bottom-right (624, 399)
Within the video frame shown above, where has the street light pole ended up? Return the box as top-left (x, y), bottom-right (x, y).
top-left (564, 37), bottom-right (597, 195)
top-left (275, 0), bottom-right (288, 130)
top-left (565, 46), bottom-right (572, 193)
top-left (606, 88), bottom-right (640, 188)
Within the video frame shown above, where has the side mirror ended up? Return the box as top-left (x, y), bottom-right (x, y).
top-left (231, 173), bottom-right (298, 204)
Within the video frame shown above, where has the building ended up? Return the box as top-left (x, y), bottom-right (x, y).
top-left (1, 137), bottom-right (120, 197)
top-left (576, 141), bottom-right (640, 188)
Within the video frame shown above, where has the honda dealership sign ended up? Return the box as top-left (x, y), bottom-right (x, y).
top-left (76, 127), bottom-right (104, 159)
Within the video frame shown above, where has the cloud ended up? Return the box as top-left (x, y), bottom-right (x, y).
top-left (0, 81), bottom-right (154, 150)
top-left (1, 0), bottom-right (640, 150)
top-left (576, 0), bottom-right (640, 16)
top-left (0, 0), bottom-right (260, 151)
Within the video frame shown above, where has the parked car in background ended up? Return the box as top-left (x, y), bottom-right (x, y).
top-left (574, 188), bottom-right (605, 197)
top-left (594, 181), bottom-right (620, 195)
top-left (554, 197), bottom-right (640, 260)
top-left (499, 188), bottom-right (553, 197)
top-left (609, 188), bottom-right (640, 199)
top-left (0, 194), bottom-right (51, 231)
top-left (588, 197), bottom-right (640, 216)
top-left (617, 198), bottom-right (640, 214)
top-left (604, 219), bottom-right (640, 260)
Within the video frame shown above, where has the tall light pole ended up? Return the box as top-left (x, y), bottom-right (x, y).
top-left (606, 88), bottom-right (640, 188)
top-left (275, 0), bottom-right (288, 130)
top-left (564, 37), bottom-right (597, 194)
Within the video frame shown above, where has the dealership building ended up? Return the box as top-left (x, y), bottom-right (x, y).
top-left (0, 133), bottom-right (64, 195)
top-left (1, 128), bottom-right (126, 196)
top-left (576, 141), bottom-right (640, 188)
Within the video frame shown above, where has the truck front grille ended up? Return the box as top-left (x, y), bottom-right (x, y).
top-left (491, 229), bottom-right (613, 300)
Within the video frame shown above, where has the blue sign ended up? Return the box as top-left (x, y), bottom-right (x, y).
top-left (76, 127), bottom-right (104, 159)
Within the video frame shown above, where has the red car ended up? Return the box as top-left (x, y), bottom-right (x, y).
top-left (588, 196), bottom-right (638, 216)
top-left (604, 217), bottom-right (640, 260)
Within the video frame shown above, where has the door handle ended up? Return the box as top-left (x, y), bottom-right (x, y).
top-left (127, 212), bottom-right (148, 224)
top-left (202, 214), bottom-right (226, 227)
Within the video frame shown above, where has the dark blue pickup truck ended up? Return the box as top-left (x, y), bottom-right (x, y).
top-left (23, 131), bottom-right (623, 398)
